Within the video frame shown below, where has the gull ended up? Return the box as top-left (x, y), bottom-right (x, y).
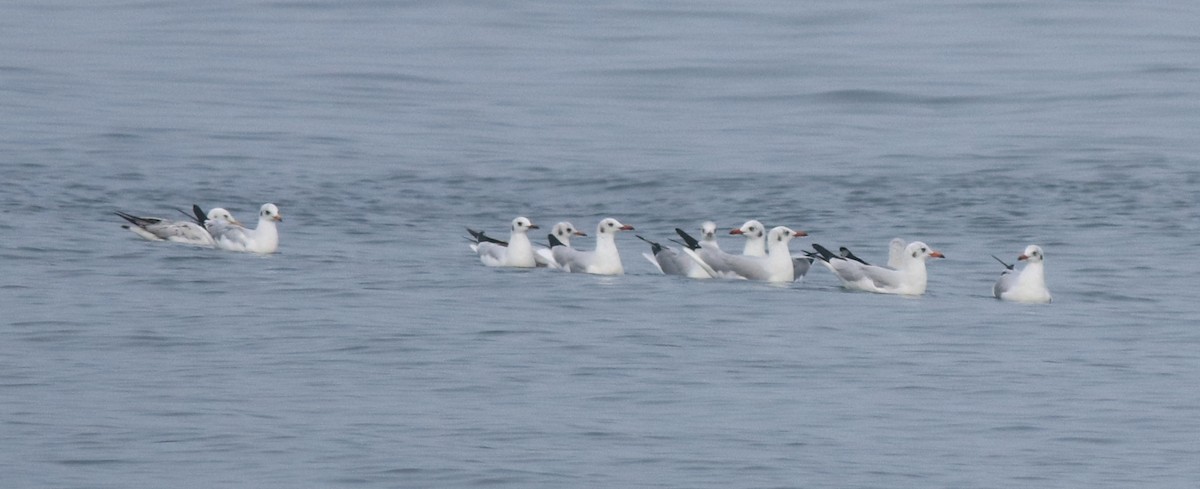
top-left (638, 221), bottom-right (722, 278)
top-left (677, 226), bottom-right (807, 283)
top-left (993, 245), bottom-right (1052, 303)
top-left (535, 222), bottom-right (586, 268)
top-left (115, 207), bottom-right (239, 247)
top-left (730, 220), bottom-right (767, 257)
top-left (548, 218), bottom-right (634, 275)
top-left (810, 240), bottom-right (944, 295)
top-left (670, 220), bottom-right (769, 279)
top-left (207, 203), bottom-right (283, 254)
top-left (466, 216), bottom-right (539, 267)
top-left (699, 221), bottom-right (721, 250)
top-left (728, 219), bottom-right (814, 279)
top-left (637, 234), bottom-right (712, 279)
top-left (674, 227), bottom-right (736, 279)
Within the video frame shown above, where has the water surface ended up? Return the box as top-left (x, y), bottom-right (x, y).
top-left (2, 1), bottom-right (1199, 487)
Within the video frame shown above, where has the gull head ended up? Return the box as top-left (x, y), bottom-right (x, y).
top-left (730, 220), bottom-right (765, 239)
top-left (552, 221), bottom-right (586, 240)
top-left (905, 241), bottom-right (945, 261)
top-left (1018, 245), bottom-right (1044, 263)
top-left (596, 218), bottom-right (634, 235)
top-left (208, 208), bottom-right (241, 226)
top-left (768, 226), bottom-right (807, 245)
top-left (701, 221), bottom-right (718, 240)
top-left (510, 216), bottom-right (538, 233)
top-left (259, 203), bottom-right (283, 222)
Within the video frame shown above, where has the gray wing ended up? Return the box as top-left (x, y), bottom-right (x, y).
top-left (552, 246), bottom-right (592, 273)
top-left (150, 221), bottom-right (213, 245)
top-left (993, 269), bottom-right (1017, 298)
top-left (710, 252), bottom-right (770, 281)
top-left (117, 209), bottom-right (213, 245)
top-left (207, 220), bottom-right (252, 250)
top-left (680, 247), bottom-right (719, 278)
top-left (857, 263), bottom-right (904, 289)
top-left (535, 248), bottom-right (558, 267)
top-left (475, 242), bottom-right (507, 266)
top-left (792, 256), bottom-right (813, 281)
top-left (654, 247), bottom-right (694, 276)
top-left (831, 259), bottom-right (902, 290)
top-left (117, 212), bottom-right (209, 245)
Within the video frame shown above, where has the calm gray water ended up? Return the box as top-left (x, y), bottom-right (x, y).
top-left (3, 1), bottom-right (1199, 487)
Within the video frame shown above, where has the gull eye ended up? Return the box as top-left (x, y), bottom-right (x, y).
top-left (608, 222), bottom-right (614, 227)
top-left (749, 226), bottom-right (755, 232)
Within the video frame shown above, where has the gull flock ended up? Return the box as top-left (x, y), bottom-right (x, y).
top-left (114, 205), bottom-right (1051, 303)
top-left (467, 216), bottom-right (1053, 304)
top-left (116, 203), bottom-right (283, 254)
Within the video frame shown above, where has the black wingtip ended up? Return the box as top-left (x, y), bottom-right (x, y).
top-left (810, 243), bottom-right (839, 262)
top-left (192, 205), bottom-right (207, 224)
top-left (547, 233), bottom-right (565, 248)
top-left (992, 255), bottom-right (1014, 270)
top-left (466, 228), bottom-right (507, 246)
top-left (674, 228), bottom-right (701, 250)
top-left (114, 211), bottom-right (147, 227)
top-left (175, 207), bottom-right (202, 225)
top-left (839, 246), bottom-right (871, 266)
top-left (635, 235), bottom-right (663, 255)
top-left (466, 227), bottom-right (485, 242)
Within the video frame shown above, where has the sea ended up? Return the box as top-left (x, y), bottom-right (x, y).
top-left (2, 1), bottom-right (1199, 487)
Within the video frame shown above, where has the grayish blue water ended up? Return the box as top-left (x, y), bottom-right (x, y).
top-left (3, 1), bottom-right (1199, 487)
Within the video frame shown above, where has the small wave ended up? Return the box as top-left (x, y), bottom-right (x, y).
top-left (813, 89), bottom-right (988, 107)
